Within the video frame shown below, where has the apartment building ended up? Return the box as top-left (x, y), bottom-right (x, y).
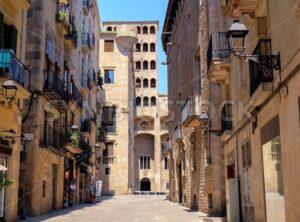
top-left (99, 21), bottom-right (169, 194)
top-left (162, 0), bottom-right (226, 216)
top-left (18, 0), bottom-right (103, 217)
top-left (163, 0), bottom-right (300, 221)
top-left (0, 1), bottom-right (31, 221)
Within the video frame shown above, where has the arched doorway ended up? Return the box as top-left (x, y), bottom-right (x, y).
top-left (140, 178), bottom-right (151, 191)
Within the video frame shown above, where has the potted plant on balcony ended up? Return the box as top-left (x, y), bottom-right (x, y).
top-left (97, 127), bottom-right (106, 142)
top-left (0, 171), bottom-right (14, 189)
top-left (64, 129), bottom-right (80, 147)
top-left (56, 11), bottom-right (69, 26)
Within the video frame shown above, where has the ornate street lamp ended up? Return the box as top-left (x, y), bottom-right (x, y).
top-left (2, 79), bottom-right (17, 101)
top-left (199, 112), bottom-right (222, 136)
top-left (71, 124), bottom-right (79, 132)
top-left (227, 20), bottom-right (281, 71)
top-left (226, 20), bottom-right (249, 58)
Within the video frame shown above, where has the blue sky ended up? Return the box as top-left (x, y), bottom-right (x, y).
top-left (97, 0), bottom-right (169, 94)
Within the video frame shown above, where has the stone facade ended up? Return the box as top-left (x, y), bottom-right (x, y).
top-left (18, 0), bottom-right (103, 217)
top-left (164, 0), bottom-right (300, 221)
top-left (0, 1), bottom-right (31, 221)
top-left (100, 21), bottom-right (169, 194)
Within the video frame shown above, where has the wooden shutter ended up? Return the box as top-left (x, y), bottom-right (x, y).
top-left (104, 40), bottom-right (114, 52)
top-left (107, 143), bottom-right (114, 156)
top-left (257, 17), bottom-right (268, 38)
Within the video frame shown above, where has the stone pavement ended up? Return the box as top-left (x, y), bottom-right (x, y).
top-left (18, 195), bottom-right (225, 222)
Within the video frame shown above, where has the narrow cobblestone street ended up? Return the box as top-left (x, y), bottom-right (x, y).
top-left (19, 195), bottom-right (214, 222)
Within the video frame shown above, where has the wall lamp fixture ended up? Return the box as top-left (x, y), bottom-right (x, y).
top-left (227, 20), bottom-right (281, 71)
top-left (199, 112), bottom-right (223, 136)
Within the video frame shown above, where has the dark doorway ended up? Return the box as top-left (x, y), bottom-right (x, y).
top-left (140, 178), bottom-right (151, 191)
top-left (177, 163), bottom-right (183, 203)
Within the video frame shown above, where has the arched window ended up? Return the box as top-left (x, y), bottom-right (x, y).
top-left (107, 26), bottom-right (112, 31)
top-left (151, 79), bottom-right (156, 88)
top-left (150, 61), bottom-right (156, 70)
top-left (136, 78), bottom-right (141, 88)
top-left (143, 43), bottom-right (148, 52)
top-left (136, 97), bottom-right (141, 106)
top-left (143, 26), bottom-right (148, 34)
top-left (150, 26), bottom-right (155, 34)
top-left (151, 97), bottom-right (156, 106)
top-left (143, 61), bottom-right (148, 70)
top-left (136, 61), bottom-right (141, 70)
top-left (150, 43), bottom-right (156, 52)
top-left (137, 26), bottom-right (141, 34)
top-left (143, 97), bottom-right (149, 106)
top-left (136, 43), bottom-right (141, 52)
top-left (143, 79), bottom-right (149, 88)
top-left (140, 121), bottom-right (149, 130)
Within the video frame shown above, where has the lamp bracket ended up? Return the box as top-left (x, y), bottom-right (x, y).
top-left (244, 53), bottom-right (281, 71)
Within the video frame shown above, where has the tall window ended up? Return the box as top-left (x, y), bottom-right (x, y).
top-left (137, 26), bottom-right (141, 34)
top-left (164, 157), bottom-right (169, 170)
top-left (102, 107), bottom-right (116, 133)
top-left (143, 61), bottom-right (148, 70)
top-left (136, 78), bottom-right (141, 88)
top-left (136, 61), bottom-right (141, 70)
top-left (151, 97), bottom-right (156, 106)
top-left (104, 69), bottom-right (114, 83)
top-left (150, 26), bottom-right (155, 34)
top-left (136, 43), bottom-right (141, 52)
top-left (104, 40), bottom-right (114, 52)
top-left (150, 61), bottom-right (156, 70)
top-left (143, 43), bottom-right (148, 52)
top-left (150, 79), bottom-right (156, 88)
top-left (143, 97), bottom-right (149, 106)
top-left (105, 168), bottom-right (111, 175)
top-left (143, 26), bottom-right (148, 34)
top-left (150, 43), bottom-right (156, 52)
top-left (135, 97), bottom-right (141, 106)
top-left (103, 143), bottom-right (114, 157)
top-left (140, 156), bottom-right (150, 169)
top-left (143, 79), bottom-right (149, 88)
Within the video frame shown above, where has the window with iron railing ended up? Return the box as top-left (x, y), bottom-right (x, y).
top-left (207, 32), bottom-right (231, 71)
top-left (249, 39), bottom-right (273, 96)
top-left (221, 103), bottom-right (233, 134)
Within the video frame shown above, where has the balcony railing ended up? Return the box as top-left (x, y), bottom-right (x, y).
top-left (65, 19), bottom-right (78, 49)
top-left (40, 124), bottom-right (65, 151)
top-left (90, 33), bottom-right (95, 50)
top-left (103, 125), bottom-right (117, 134)
top-left (181, 96), bottom-right (201, 127)
top-left (81, 33), bottom-right (90, 53)
top-left (174, 124), bottom-right (182, 142)
top-left (82, 0), bottom-right (89, 15)
top-left (69, 82), bottom-right (83, 108)
top-left (103, 157), bottom-right (114, 165)
top-left (0, 49), bottom-right (30, 90)
top-left (249, 39), bottom-right (273, 96)
top-left (207, 32), bottom-right (231, 70)
top-left (76, 139), bottom-right (92, 165)
top-left (221, 104), bottom-right (233, 134)
top-left (44, 72), bottom-right (68, 108)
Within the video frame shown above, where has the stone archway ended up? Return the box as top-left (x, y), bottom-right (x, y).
top-left (140, 178), bottom-right (151, 191)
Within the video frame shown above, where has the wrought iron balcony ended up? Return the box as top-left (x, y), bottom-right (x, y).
top-left (82, 0), bottom-right (89, 16)
top-left (69, 82), bottom-right (83, 108)
top-left (103, 157), bottom-right (114, 165)
top-left (81, 32), bottom-right (90, 54)
top-left (40, 124), bottom-right (65, 155)
top-left (43, 72), bottom-right (68, 110)
top-left (207, 32), bottom-right (231, 82)
top-left (89, 33), bottom-right (95, 50)
top-left (103, 125), bottom-right (117, 134)
top-left (0, 49), bottom-right (30, 91)
top-left (220, 104), bottom-right (233, 141)
top-left (174, 124), bottom-right (182, 142)
top-left (65, 20), bottom-right (78, 49)
top-left (56, 0), bottom-right (70, 34)
top-left (76, 139), bottom-right (92, 165)
top-left (249, 39), bottom-right (274, 97)
top-left (181, 96), bottom-right (201, 128)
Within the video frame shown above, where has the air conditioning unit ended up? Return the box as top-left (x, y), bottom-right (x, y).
top-left (226, 178), bottom-right (240, 222)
